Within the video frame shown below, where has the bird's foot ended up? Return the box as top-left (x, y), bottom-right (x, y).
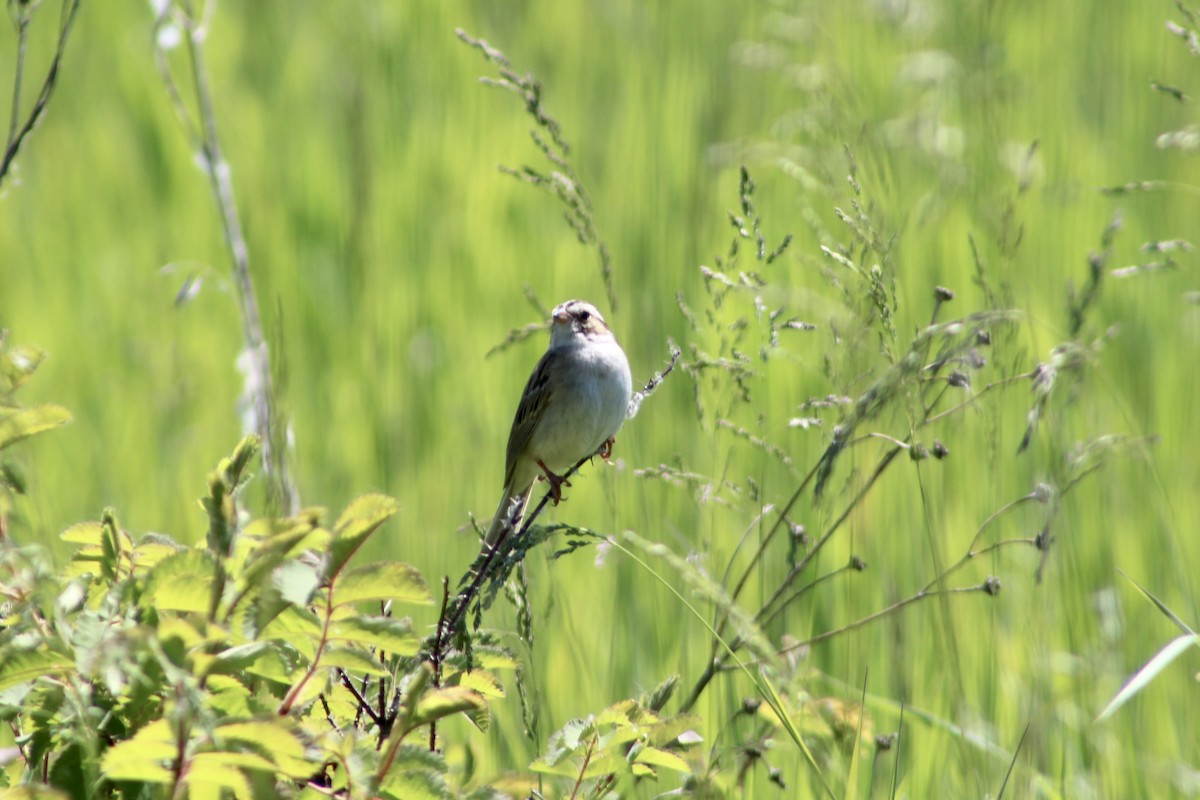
top-left (595, 436), bottom-right (616, 461)
top-left (536, 459), bottom-right (571, 504)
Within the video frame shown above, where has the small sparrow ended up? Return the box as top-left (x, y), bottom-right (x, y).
top-left (485, 300), bottom-right (633, 546)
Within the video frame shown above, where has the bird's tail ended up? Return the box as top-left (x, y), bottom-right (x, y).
top-left (484, 482), bottom-right (534, 546)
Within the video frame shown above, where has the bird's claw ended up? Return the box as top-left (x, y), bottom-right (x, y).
top-left (537, 459), bottom-right (571, 504)
top-left (596, 436), bottom-right (616, 461)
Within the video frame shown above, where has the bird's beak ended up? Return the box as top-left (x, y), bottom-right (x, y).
top-left (552, 309), bottom-right (571, 324)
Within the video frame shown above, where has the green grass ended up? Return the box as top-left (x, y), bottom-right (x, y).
top-left (3, 0), bottom-right (1199, 796)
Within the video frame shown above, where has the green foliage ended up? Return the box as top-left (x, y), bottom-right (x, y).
top-left (3, 0), bottom-right (1200, 797)
top-left (0, 334), bottom-right (71, 533)
top-left (0, 439), bottom-right (488, 799)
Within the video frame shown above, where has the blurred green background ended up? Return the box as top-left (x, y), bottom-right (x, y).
top-left (4, 0), bottom-right (1199, 795)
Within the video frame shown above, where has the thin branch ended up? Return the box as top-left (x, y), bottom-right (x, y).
top-left (782, 582), bottom-right (998, 651)
top-left (0, 0), bottom-right (82, 188)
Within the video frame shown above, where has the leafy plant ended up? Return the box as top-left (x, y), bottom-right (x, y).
top-left (0, 333), bottom-right (71, 540)
top-left (0, 437), bottom-right (492, 799)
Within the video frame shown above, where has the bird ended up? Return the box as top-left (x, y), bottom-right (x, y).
top-left (485, 299), bottom-right (633, 547)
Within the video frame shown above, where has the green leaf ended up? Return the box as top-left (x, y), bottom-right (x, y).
top-left (412, 686), bottom-right (485, 727)
top-left (0, 648), bottom-right (74, 692)
top-left (131, 540), bottom-right (183, 572)
top-left (0, 788), bottom-right (72, 800)
top-left (208, 640), bottom-right (269, 667)
top-left (242, 641), bottom-right (309, 685)
top-left (101, 719), bottom-right (177, 782)
top-left (632, 745), bottom-right (690, 773)
top-left (183, 754), bottom-right (251, 799)
top-left (320, 646), bottom-right (389, 676)
top-left (260, 605), bottom-right (322, 656)
top-left (328, 616), bottom-right (420, 656)
top-left (47, 742), bottom-right (87, 800)
top-left (334, 561), bottom-right (430, 608)
top-left (272, 559), bottom-right (321, 607)
top-left (325, 494), bottom-right (400, 579)
top-left (144, 548), bottom-right (218, 613)
top-left (1097, 633), bottom-right (1200, 721)
top-left (0, 404), bottom-right (71, 452)
top-left (194, 750), bottom-right (277, 773)
top-left (205, 675), bottom-right (255, 718)
top-left (59, 521), bottom-right (104, 545)
top-left (237, 513), bottom-right (323, 589)
top-left (215, 719), bottom-right (312, 778)
top-left (379, 768), bottom-right (451, 800)
top-left (451, 669), bottom-right (505, 699)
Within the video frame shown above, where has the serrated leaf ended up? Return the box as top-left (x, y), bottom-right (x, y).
top-left (467, 649), bottom-right (519, 671)
top-left (451, 669), bottom-right (505, 699)
top-left (0, 648), bottom-right (74, 692)
top-left (194, 750), bottom-right (277, 773)
top-left (329, 616), bottom-right (420, 656)
top-left (560, 717), bottom-right (597, 751)
top-left (379, 768), bottom-right (451, 800)
top-left (216, 719), bottom-right (311, 779)
top-left (0, 404), bottom-right (71, 452)
top-left (208, 641), bottom-right (275, 673)
top-left (242, 641), bottom-right (309, 685)
top-left (184, 754), bottom-right (251, 798)
top-left (633, 745), bottom-right (690, 773)
top-left (326, 494), bottom-right (401, 579)
top-left (334, 561), bottom-right (430, 608)
top-left (412, 686), bottom-right (485, 727)
top-left (60, 521), bottom-right (104, 545)
top-left (272, 560), bottom-right (321, 606)
top-left (237, 514), bottom-right (324, 589)
top-left (320, 646), bottom-right (389, 676)
top-left (131, 541), bottom-right (182, 572)
top-left (157, 616), bottom-right (208, 650)
top-left (101, 719), bottom-right (176, 782)
top-left (205, 676), bottom-right (254, 718)
top-left (145, 548), bottom-right (218, 613)
top-left (384, 742), bottom-right (448, 773)
top-left (465, 698), bottom-right (490, 733)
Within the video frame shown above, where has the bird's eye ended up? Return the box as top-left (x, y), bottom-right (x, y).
top-left (578, 310), bottom-right (590, 323)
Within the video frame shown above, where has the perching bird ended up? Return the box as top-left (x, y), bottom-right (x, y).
top-left (485, 299), bottom-right (632, 546)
